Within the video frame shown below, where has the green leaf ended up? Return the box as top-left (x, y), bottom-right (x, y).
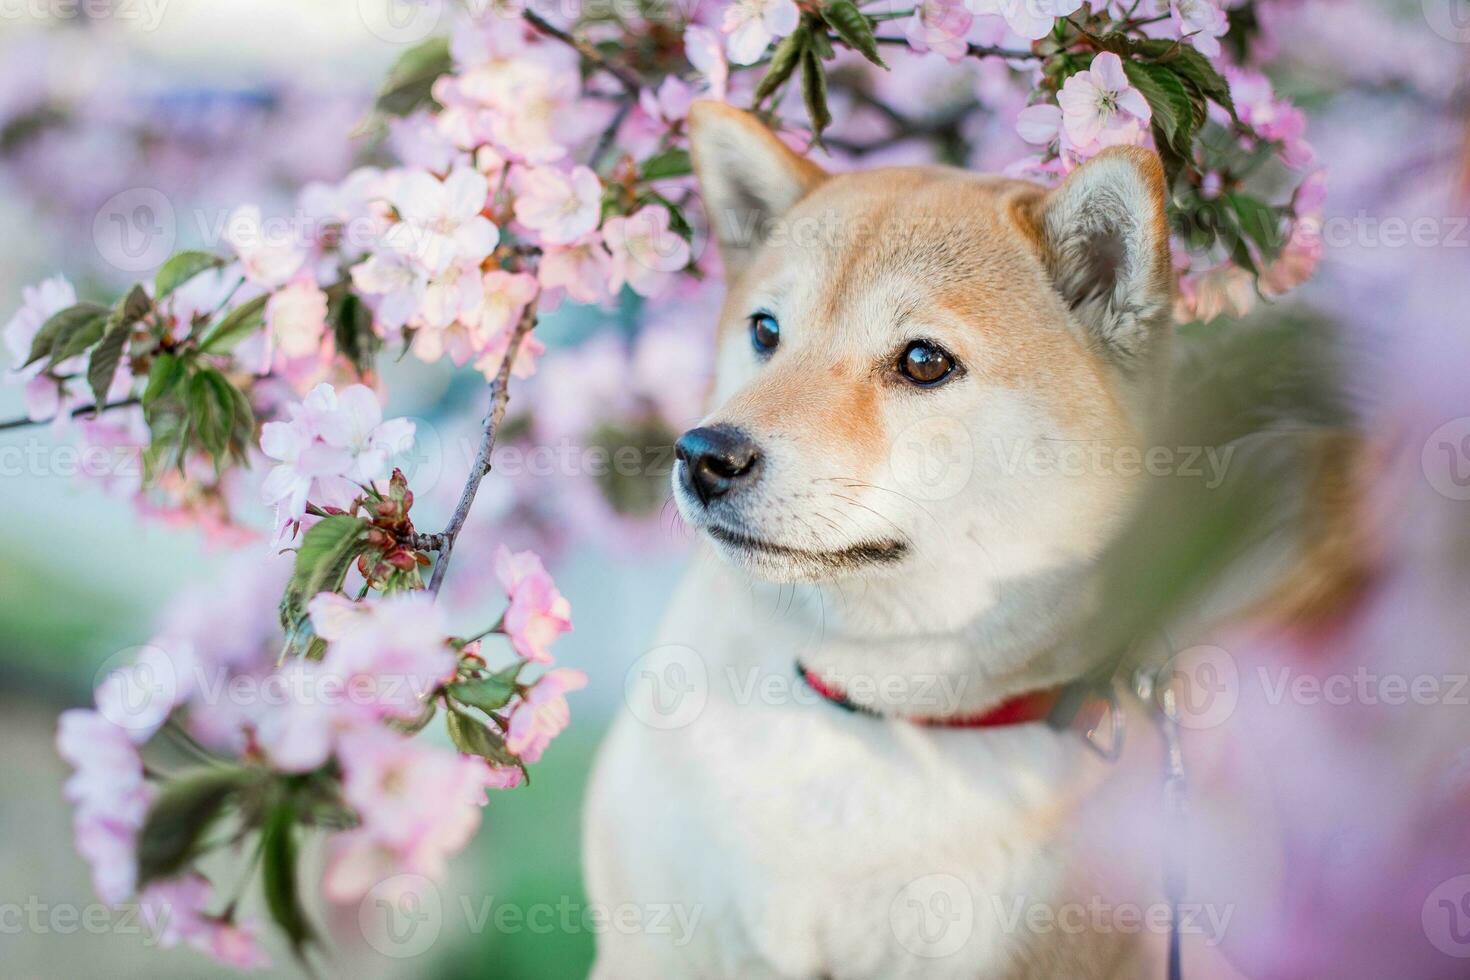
top-left (87, 320), bottom-right (132, 409)
top-left (1123, 60), bottom-right (1196, 180)
top-left (189, 369), bottom-right (236, 464)
top-left (375, 36), bottom-right (453, 117)
top-left (86, 286), bottom-right (151, 408)
top-left (279, 516), bottom-right (370, 636)
top-left (800, 47), bottom-right (832, 145)
top-left (260, 802), bottom-right (315, 961)
top-left (823, 1), bottom-right (886, 67)
top-left (447, 708), bottom-right (526, 774)
top-left (198, 293), bottom-right (268, 354)
top-left (754, 31), bottom-right (806, 102)
top-left (1154, 45), bottom-right (1234, 118)
top-left (330, 291), bottom-right (381, 377)
top-left (447, 662), bottom-right (527, 715)
top-left (136, 768), bottom-right (252, 889)
top-left (639, 147), bottom-right (693, 182)
top-left (223, 376), bottom-right (257, 459)
top-left (155, 251), bottom-right (224, 300)
top-left (143, 352), bottom-right (187, 406)
top-left (23, 303), bottom-right (107, 368)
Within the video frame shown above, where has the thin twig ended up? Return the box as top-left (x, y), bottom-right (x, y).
top-left (522, 10), bottom-right (643, 93)
top-left (0, 396), bottom-right (141, 432)
top-left (426, 305), bottom-right (539, 594)
top-left (591, 96), bottom-right (636, 172)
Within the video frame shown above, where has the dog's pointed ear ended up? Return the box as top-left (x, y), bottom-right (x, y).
top-left (688, 101), bottom-right (827, 279)
top-left (1022, 147), bottom-right (1173, 366)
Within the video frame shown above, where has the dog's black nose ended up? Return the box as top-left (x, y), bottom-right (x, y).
top-left (675, 425), bottom-right (762, 504)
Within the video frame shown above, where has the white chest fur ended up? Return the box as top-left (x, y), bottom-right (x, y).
top-left (584, 559), bottom-right (1147, 979)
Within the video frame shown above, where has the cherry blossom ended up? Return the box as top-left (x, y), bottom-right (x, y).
top-left (907, 0), bottom-right (975, 61)
top-left (721, 0), bottom-right (800, 66)
top-left (967, 0), bottom-right (1081, 41)
top-left (478, 270), bottom-right (540, 336)
top-left (1169, 0), bottom-right (1229, 57)
top-left (538, 233), bottom-right (612, 307)
top-left (1056, 52), bottom-right (1152, 150)
top-left (603, 205), bottom-right (693, 298)
top-left (384, 167), bottom-right (498, 273)
top-left (265, 277), bottom-right (329, 360)
top-left (512, 165), bottom-right (602, 247)
top-left (351, 245), bottom-right (428, 332)
top-left (684, 25), bottom-right (730, 101)
top-left (494, 545), bottom-right (572, 663)
top-left (2, 274), bottom-right (76, 421)
top-left (223, 204), bottom-right (305, 289)
top-left (56, 710), bottom-right (151, 904)
top-left (505, 668), bottom-right (587, 763)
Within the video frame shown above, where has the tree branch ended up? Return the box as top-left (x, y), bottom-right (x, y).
top-left (425, 305), bottom-right (539, 594)
top-left (0, 396), bottom-right (141, 432)
top-left (522, 11), bottom-right (643, 93)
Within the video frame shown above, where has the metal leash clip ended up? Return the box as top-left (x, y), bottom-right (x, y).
top-left (1135, 664), bottom-right (1189, 980)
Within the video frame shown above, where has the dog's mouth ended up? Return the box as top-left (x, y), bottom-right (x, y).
top-left (704, 521), bottom-right (909, 571)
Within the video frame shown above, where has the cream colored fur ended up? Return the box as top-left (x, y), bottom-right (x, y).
top-left (584, 102), bottom-right (1184, 978)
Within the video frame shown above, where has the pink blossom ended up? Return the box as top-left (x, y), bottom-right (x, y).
top-left (223, 205), bottom-right (305, 289)
top-left (684, 25), bottom-right (729, 101)
top-left (906, 0), bottom-right (974, 61)
top-left (3, 274), bottom-right (77, 421)
top-left (1228, 67), bottom-right (1313, 169)
top-left (416, 256), bottom-right (487, 338)
top-left (139, 874), bottom-right (213, 948)
top-left (967, 0), bottom-right (1080, 41)
top-left (602, 205), bottom-right (692, 298)
top-left (494, 545), bottom-right (572, 663)
top-left (252, 659), bottom-right (341, 773)
top-left (1056, 52), bottom-right (1151, 150)
top-left (198, 920), bottom-right (271, 970)
top-left (266, 278), bottom-right (328, 360)
top-left (1175, 265), bottom-right (1258, 324)
top-left (538, 233), bottom-right (612, 306)
top-left (512, 165), bottom-right (602, 247)
top-left (307, 591), bottom-right (372, 641)
top-left (56, 710), bottom-right (151, 904)
top-left (93, 642), bottom-right (195, 743)
top-left (505, 668), bottom-right (587, 763)
top-left (639, 76), bottom-right (695, 128)
top-left (1170, 0), bottom-right (1229, 58)
top-left (475, 317), bottom-right (547, 380)
top-left (721, 0), bottom-right (800, 65)
top-left (320, 592), bottom-right (457, 721)
top-left (351, 246), bottom-right (427, 332)
top-left (385, 166), bottom-right (498, 273)
top-left (477, 270), bottom-right (539, 337)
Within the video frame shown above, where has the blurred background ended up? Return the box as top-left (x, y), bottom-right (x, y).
top-left (0, 0), bottom-right (1466, 976)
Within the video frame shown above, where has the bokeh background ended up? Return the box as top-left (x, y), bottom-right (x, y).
top-left (0, 0), bottom-right (1465, 976)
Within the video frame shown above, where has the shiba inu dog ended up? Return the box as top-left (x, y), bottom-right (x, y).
top-left (584, 101), bottom-right (1259, 978)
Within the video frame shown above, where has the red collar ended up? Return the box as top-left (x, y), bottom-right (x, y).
top-left (796, 662), bottom-right (1063, 729)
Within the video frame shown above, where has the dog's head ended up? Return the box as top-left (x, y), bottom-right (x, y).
top-left (675, 103), bottom-right (1172, 618)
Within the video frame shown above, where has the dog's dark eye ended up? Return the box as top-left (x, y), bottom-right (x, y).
top-left (750, 313), bottom-right (780, 354)
top-left (899, 341), bottom-right (956, 386)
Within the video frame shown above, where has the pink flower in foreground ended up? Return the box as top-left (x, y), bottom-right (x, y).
top-left (385, 166), bottom-right (498, 274)
top-left (1056, 52), bottom-right (1151, 149)
top-left (1170, 0), bottom-right (1228, 57)
top-left (506, 668), bottom-right (587, 763)
top-left (684, 25), bottom-right (729, 101)
top-left (224, 205), bottom-right (305, 289)
top-left (477, 270), bottom-right (540, 337)
top-left (266, 278), bottom-right (329, 360)
top-left (539, 233), bottom-right (612, 306)
top-left (3, 275), bottom-right (77, 421)
top-left (906, 0), bottom-right (974, 61)
top-left (321, 592), bottom-right (457, 722)
top-left (56, 710), bottom-right (151, 904)
top-left (494, 545), bottom-right (572, 663)
top-left (603, 205), bottom-right (692, 299)
top-left (721, 0), bottom-right (799, 65)
top-left (967, 0), bottom-right (1080, 41)
top-left (512, 165), bottom-right (602, 247)
top-left (475, 320), bottom-right (547, 380)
